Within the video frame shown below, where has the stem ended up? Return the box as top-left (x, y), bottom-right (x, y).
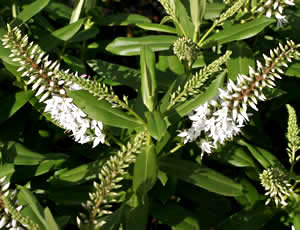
top-left (118, 100), bottom-right (147, 127)
top-left (197, 22), bottom-right (217, 47)
top-left (175, 19), bottom-right (188, 39)
top-left (193, 26), bottom-right (199, 43)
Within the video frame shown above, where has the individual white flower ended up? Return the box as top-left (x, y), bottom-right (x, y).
top-left (275, 12), bottom-right (288, 27)
top-left (198, 139), bottom-right (213, 157)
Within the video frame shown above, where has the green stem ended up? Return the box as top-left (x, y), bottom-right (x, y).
top-left (118, 100), bottom-right (147, 127)
top-left (197, 22), bottom-right (217, 47)
top-left (193, 26), bottom-right (199, 43)
top-left (176, 19), bottom-right (188, 39)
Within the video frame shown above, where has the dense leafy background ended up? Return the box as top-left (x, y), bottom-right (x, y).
top-left (0, 0), bottom-right (300, 229)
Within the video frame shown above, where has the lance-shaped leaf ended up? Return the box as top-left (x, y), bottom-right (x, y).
top-left (202, 17), bottom-right (275, 48)
top-left (190, 0), bottom-right (206, 32)
top-left (140, 46), bottom-right (157, 112)
top-left (106, 35), bottom-right (177, 56)
top-left (160, 158), bottom-right (243, 197)
top-left (145, 111), bottom-right (168, 141)
top-left (136, 23), bottom-right (177, 34)
top-left (133, 145), bottom-right (158, 200)
top-left (67, 90), bottom-right (143, 129)
top-left (12, 0), bottom-right (50, 27)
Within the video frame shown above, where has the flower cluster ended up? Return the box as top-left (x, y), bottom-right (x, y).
top-left (257, 0), bottom-right (295, 27)
top-left (0, 177), bottom-right (38, 230)
top-left (224, 0), bottom-right (295, 27)
top-left (286, 104), bottom-right (300, 166)
top-left (173, 37), bottom-right (201, 68)
top-left (259, 167), bottom-right (292, 206)
top-left (78, 132), bottom-right (146, 229)
top-left (1, 25), bottom-right (105, 148)
top-left (179, 41), bottom-right (300, 156)
top-left (44, 96), bottom-right (105, 147)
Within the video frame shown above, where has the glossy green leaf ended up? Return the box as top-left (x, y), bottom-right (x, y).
top-left (219, 203), bottom-right (276, 230)
top-left (0, 90), bottom-right (34, 125)
top-left (39, 19), bottom-right (84, 51)
top-left (140, 46), bottom-right (157, 111)
top-left (87, 59), bottom-right (141, 89)
top-left (160, 158), bottom-right (243, 196)
top-left (101, 207), bottom-right (123, 230)
top-left (69, 26), bottom-right (99, 43)
top-left (175, 0), bottom-right (194, 38)
top-left (204, 3), bottom-right (225, 19)
top-left (62, 55), bottom-right (86, 73)
top-left (286, 62), bottom-right (300, 78)
top-left (190, 0), bottom-right (206, 29)
top-left (49, 159), bottom-right (106, 186)
top-left (145, 111), bottom-right (168, 141)
top-left (227, 41), bottom-right (254, 81)
top-left (0, 164), bottom-right (15, 178)
top-left (44, 207), bottom-right (60, 230)
top-left (133, 145), bottom-right (158, 200)
top-left (123, 194), bottom-right (149, 230)
top-left (203, 17), bottom-right (275, 48)
top-left (152, 202), bottom-right (200, 230)
top-left (170, 71), bottom-right (226, 118)
top-left (1, 141), bottom-right (46, 165)
top-left (12, 0), bottom-right (50, 27)
top-left (106, 35), bottom-right (177, 56)
top-left (69, 0), bottom-right (85, 24)
top-left (217, 145), bottom-right (257, 168)
top-left (45, 2), bottom-right (72, 19)
top-left (93, 13), bottom-right (151, 26)
top-left (293, 210), bottom-right (300, 230)
top-left (136, 23), bottom-right (177, 34)
top-left (237, 139), bottom-right (283, 169)
top-left (18, 186), bottom-right (47, 229)
top-left (67, 90), bottom-right (143, 129)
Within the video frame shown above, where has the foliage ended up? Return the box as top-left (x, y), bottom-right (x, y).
top-left (0, 0), bottom-right (300, 229)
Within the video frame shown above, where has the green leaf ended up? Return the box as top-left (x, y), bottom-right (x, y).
top-left (45, 2), bottom-right (72, 19)
top-left (62, 55), bottom-right (86, 73)
top-left (49, 159), bottom-right (106, 186)
top-left (12, 0), bottom-right (50, 27)
top-left (217, 144), bottom-right (257, 168)
top-left (39, 19), bottom-right (84, 51)
top-left (0, 164), bottom-right (15, 178)
top-left (286, 62), bottom-right (300, 78)
top-left (106, 35), bottom-right (177, 56)
top-left (44, 207), bottom-right (60, 230)
top-left (87, 59), bottom-right (141, 89)
top-left (204, 3), bottom-right (225, 19)
top-left (133, 145), bottom-right (158, 200)
top-left (190, 0), bottom-right (206, 29)
top-left (140, 46), bottom-right (157, 111)
top-left (69, 26), bottom-right (99, 43)
top-left (18, 186), bottom-right (48, 229)
top-left (67, 90), bottom-right (143, 129)
top-left (145, 111), bottom-right (168, 141)
top-left (1, 141), bottom-right (46, 165)
top-left (219, 203), bottom-right (276, 230)
top-left (152, 202), bottom-right (200, 230)
top-left (174, 0), bottom-right (194, 38)
top-left (136, 23), bottom-right (177, 34)
top-left (101, 207), bottom-right (123, 230)
top-left (227, 41), bottom-right (254, 81)
top-left (123, 194), bottom-right (149, 230)
top-left (170, 71), bottom-right (225, 118)
top-left (237, 139), bottom-right (283, 169)
top-left (160, 158), bottom-right (243, 196)
top-left (69, 0), bottom-right (85, 24)
top-left (0, 90), bottom-right (34, 125)
top-left (203, 17), bottom-right (275, 48)
top-left (93, 13), bottom-right (151, 26)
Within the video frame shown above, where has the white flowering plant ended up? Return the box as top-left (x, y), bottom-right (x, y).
top-left (0, 0), bottom-right (300, 229)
